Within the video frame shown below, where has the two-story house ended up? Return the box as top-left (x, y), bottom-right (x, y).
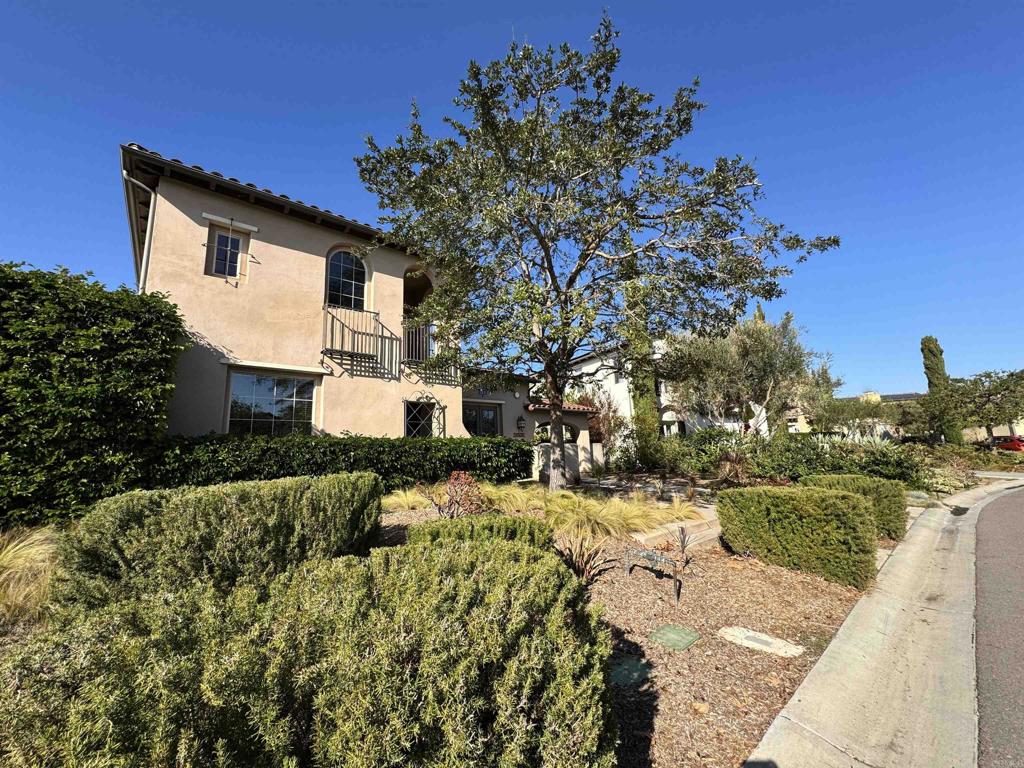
top-left (120, 143), bottom-right (596, 476)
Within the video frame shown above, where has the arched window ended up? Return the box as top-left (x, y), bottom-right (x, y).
top-left (326, 251), bottom-right (366, 310)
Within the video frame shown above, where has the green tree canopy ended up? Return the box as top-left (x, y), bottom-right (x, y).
top-left (952, 370), bottom-right (1024, 440)
top-left (357, 17), bottom-right (839, 486)
top-left (662, 310), bottom-right (821, 434)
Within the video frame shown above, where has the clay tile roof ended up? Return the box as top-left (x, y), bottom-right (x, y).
top-left (525, 401), bottom-right (599, 414)
top-left (121, 143), bottom-right (386, 240)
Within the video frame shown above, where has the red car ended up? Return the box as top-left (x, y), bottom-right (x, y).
top-left (994, 436), bottom-right (1024, 452)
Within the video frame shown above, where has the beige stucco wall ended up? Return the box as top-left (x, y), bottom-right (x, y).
top-left (148, 178), bottom-right (466, 437)
top-left (145, 178), bottom-right (598, 463)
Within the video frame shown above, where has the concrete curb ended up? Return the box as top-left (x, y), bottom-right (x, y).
top-left (745, 479), bottom-right (1024, 768)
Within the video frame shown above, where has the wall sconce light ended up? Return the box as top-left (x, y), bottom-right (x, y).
top-left (516, 415), bottom-right (527, 432)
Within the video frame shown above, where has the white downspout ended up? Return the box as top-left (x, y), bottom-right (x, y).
top-left (122, 170), bottom-right (157, 294)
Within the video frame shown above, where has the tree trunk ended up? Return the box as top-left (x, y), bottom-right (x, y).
top-left (986, 424), bottom-right (995, 451)
top-left (546, 371), bottom-right (568, 491)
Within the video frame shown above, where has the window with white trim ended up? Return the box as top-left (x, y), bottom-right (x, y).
top-left (206, 225), bottom-right (249, 279)
top-left (228, 372), bottom-right (315, 435)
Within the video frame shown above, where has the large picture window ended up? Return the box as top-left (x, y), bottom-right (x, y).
top-left (463, 403), bottom-right (501, 436)
top-left (229, 372), bottom-right (315, 435)
top-left (326, 251), bottom-right (366, 310)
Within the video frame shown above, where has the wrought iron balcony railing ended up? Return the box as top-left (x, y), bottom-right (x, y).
top-left (322, 305), bottom-right (382, 360)
top-left (402, 322), bottom-right (435, 363)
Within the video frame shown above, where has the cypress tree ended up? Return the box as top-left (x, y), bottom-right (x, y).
top-left (920, 335), bottom-right (962, 443)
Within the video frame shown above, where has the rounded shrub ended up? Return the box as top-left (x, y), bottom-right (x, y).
top-left (51, 472), bottom-right (384, 611)
top-left (799, 473), bottom-right (907, 539)
top-left (407, 513), bottom-right (554, 549)
top-left (1, 541), bottom-right (615, 768)
top-left (718, 486), bottom-right (877, 588)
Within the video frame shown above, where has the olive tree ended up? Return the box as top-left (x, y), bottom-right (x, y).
top-left (662, 310), bottom-right (819, 435)
top-left (357, 17), bottom-right (838, 487)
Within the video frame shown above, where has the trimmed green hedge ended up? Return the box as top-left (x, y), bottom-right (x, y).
top-left (408, 514), bottom-right (554, 549)
top-left (0, 263), bottom-right (186, 527)
top-left (147, 434), bottom-right (534, 492)
top-left (1, 541), bottom-right (615, 767)
top-left (718, 486), bottom-right (877, 588)
top-left (52, 472), bottom-right (383, 610)
top-left (799, 473), bottom-right (907, 539)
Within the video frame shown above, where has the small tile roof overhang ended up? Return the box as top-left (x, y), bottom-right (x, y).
top-left (120, 143), bottom-right (390, 278)
top-left (525, 401), bottom-right (599, 414)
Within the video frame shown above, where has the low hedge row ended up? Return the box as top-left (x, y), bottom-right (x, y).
top-left (52, 472), bottom-right (384, 611)
top-left (717, 486), bottom-right (877, 588)
top-left (1, 541), bottom-right (615, 767)
top-left (146, 434), bottom-right (534, 493)
top-left (408, 514), bottom-right (554, 549)
top-left (655, 431), bottom-right (924, 486)
top-left (799, 473), bottom-right (907, 539)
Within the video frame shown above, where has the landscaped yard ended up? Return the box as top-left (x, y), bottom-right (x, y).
top-left (0, 462), bottom-right (988, 766)
top-left (375, 479), bottom-right (865, 768)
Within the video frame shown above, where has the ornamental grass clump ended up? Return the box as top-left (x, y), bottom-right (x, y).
top-left (799, 473), bottom-right (908, 540)
top-left (0, 541), bottom-right (615, 768)
top-left (0, 527), bottom-right (58, 626)
top-left (718, 486), bottom-right (876, 588)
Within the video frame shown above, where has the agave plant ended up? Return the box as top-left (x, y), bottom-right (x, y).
top-left (1, 526), bottom-right (58, 625)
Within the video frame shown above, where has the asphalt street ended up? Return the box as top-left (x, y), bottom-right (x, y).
top-left (976, 485), bottom-right (1024, 768)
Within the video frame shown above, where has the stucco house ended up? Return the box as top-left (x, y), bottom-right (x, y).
top-left (119, 143), bottom-right (596, 477)
top-left (570, 345), bottom-right (754, 438)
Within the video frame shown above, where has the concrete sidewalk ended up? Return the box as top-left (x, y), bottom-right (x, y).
top-left (745, 479), bottom-right (1024, 768)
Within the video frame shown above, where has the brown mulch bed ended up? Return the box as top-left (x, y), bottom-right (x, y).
top-left (593, 539), bottom-right (860, 768)
top-left (376, 506), bottom-right (862, 768)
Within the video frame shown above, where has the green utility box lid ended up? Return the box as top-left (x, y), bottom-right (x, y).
top-left (650, 624), bottom-right (700, 652)
top-left (609, 656), bottom-right (651, 687)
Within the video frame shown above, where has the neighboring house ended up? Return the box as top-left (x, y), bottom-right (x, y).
top-left (569, 346), bottom-right (748, 438)
top-left (120, 144), bottom-right (596, 477)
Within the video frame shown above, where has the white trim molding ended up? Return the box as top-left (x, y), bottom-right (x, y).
top-left (202, 212), bottom-right (259, 233)
top-left (219, 357), bottom-right (324, 375)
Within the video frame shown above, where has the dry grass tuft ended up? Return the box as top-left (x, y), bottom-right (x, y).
top-left (1, 526), bottom-right (58, 625)
top-left (381, 488), bottom-right (431, 513)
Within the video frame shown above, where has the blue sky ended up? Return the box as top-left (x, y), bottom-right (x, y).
top-left (2, 1), bottom-right (1021, 395)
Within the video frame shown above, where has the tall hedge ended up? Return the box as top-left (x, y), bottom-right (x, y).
top-left (0, 263), bottom-right (186, 527)
top-left (799, 473), bottom-right (907, 539)
top-left (147, 433), bottom-right (534, 491)
top-left (1, 542), bottom-right (615, 767)
top-left (408, 513), bottom-right (554, 549)
top-left (51, 472), bottom-right (384, 610)
top-left (718, 486), bottom-right (876, 588)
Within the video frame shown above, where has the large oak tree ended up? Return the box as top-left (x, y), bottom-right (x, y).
top-left (357, 17), bottom-right (838, 487)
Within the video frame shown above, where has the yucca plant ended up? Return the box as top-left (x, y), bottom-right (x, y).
top-left (0, 526), bottom-right (58, 625)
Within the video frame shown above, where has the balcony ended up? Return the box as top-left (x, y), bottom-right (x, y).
top-left (402, 322), bottom-right (435, 363)
top-left (322, 305), bottom-right (383, 360)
